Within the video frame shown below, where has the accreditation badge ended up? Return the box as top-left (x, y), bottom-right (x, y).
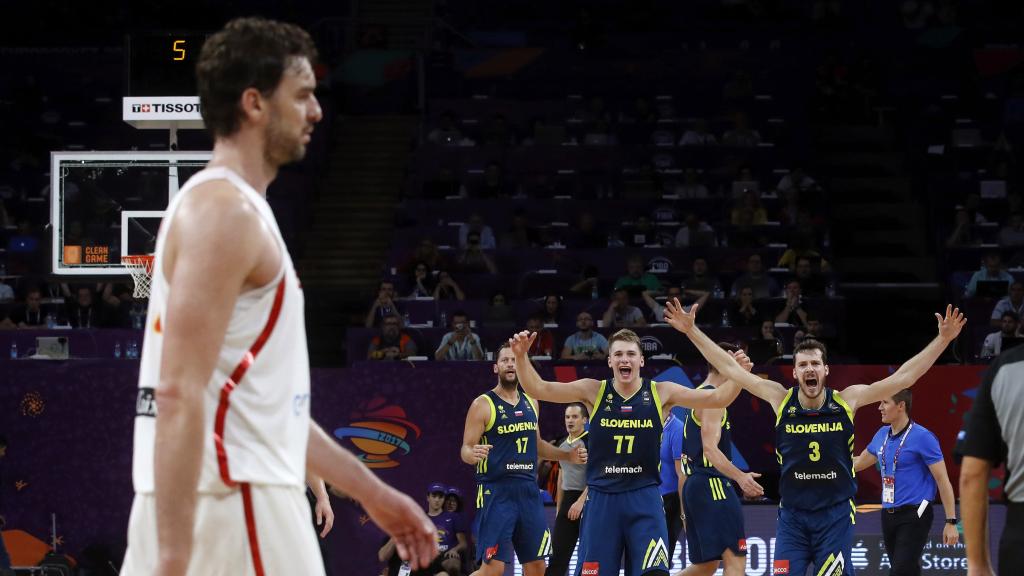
top-left (882, 476), bottom-right (895, 504)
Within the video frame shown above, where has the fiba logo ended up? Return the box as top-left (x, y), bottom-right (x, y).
top-left (639, 335), bottom-right (664, 355)
top-left (333, 396), bottom-right (421, 469)
top-left (646, 257), bottom-right (672, 273)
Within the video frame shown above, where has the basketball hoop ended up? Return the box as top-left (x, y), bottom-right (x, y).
top-left (122, 255), bottom-right (155, 299)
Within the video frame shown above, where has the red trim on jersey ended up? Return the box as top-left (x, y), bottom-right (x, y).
top-left (214, 278), bottom-right (287, 487)
top-left (241, 483), bottom-right (267, 576)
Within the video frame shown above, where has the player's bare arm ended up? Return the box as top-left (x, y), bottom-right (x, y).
top-left (852, 449), bottom-right (877, 473)
top-left (307, 421), bottom-right (438, 569)
top-left (509, 331), bottom-right (600, 407)
top-left (960, 456), bottom-right (995, 576)
top-left (699, 407), bottom-right (764, 498)
top-left (664, 298), bottom-right (788, 411)
top-left (839, 305), bottom-right (965, 413)
top-left (461, 395), bottom-right (493, 465)
top-left (306, 472), bottom-right (334, 538)
top-left (153, 182), bottom-right (272, 574)
top-left (657, 349), bottom-right (752, 411)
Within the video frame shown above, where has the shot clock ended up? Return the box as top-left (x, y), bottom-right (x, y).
top-left (127, 32), bottom-right (209, 96)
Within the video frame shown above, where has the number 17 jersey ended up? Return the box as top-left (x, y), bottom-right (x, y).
top-left (475, 388), bottom-right (539, 484)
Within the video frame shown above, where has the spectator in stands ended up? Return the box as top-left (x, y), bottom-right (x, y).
top-left (0, 280), bottom-right (12, 302)
top-left (459, 231), bottom-right (499, 275)
top-left (756, 319), bottom-right (785, 358)
top-left (614, 255), bottom-right (662, 295)
top-left (368, 314), bottom-right (418, 361)
top-left (673, 168), bottom-right (711, 198)
top-left (732, 253), bottom-right (780, 299)
top-left (539, 294), bottom-right (564, 326)
top-left (624, 216), bottom-right (664, 247)
top-left (423, 167), bottom-right (467, 199)
top-left (776, 165), bottom-right (818, 194)
top-left (964, 194), bottom-right (989, 224)
top-left (365, 280), bottom-right (400, 328)
top-left (444, 487), bottom-right (463, 514)
top-left (474, 162), bottom-right (512, 198)
top-left (482, 113), bottom-right (516, 147)
top-left (525, 315), bottom-right (555, 357)
top-left (794, 256), bottom-right (828, 297)
top-left (946, 207), bottom-right (981, 248)
top-left (991, 282), bottom-right (1024, 328)
top-left (981, 312), bottom-right (1021, 358)
top-left (730, 190), bottom-right (768, 226)
top-left (999, 212), bottom-right (1024, 247)
top-left (805, 314), bottom-right (825, 339)
top-left (483, 292), bottom-right (516, 329)
top-left (583, 120), bottom-right (616, 146)
top-left (965, 253), bottom-right (1015, 298)
top-left (640, 285), bottom-right (676, 320)
top-left (435, 310), bottom-right (484, 361)
top-left (685, 257), bottom-right (721, 294)
top-left (427, 110), bottom-right (463, 145)
top-left (407, 262), bottom-right (436, 298)
top-left (603, 288), bottom-right (647, 328)
top-left (679, 119), bottom-right (717, 147)
top-left (407, 238), bottom-right (447, 275)
top-left (13, 287), bottom-right (45, 328)
top-left (380, 482), bottom-right (467, 576)
top-left (0, 308), bottom-right (13, 329)
top-left (499, 210), bottom-right (541, 249)
top-left (723, 70), bottom-right (755, 103)
top-left (775, 279), bottom-right (810, 328)
top-left (674, 212), bottom-right (718, 248)
top-left (722, 112), bottom-right (761, 147)
top-left (65, 285), bottom-right (107, 329)
top-left (729, 286), bottom-right (762, 327)
top-left (569, 212), bottom-right (607, 249)
top-left (458, 214), bottom-right (496, 250)
top-left (570, 265), bottom-right (602, 300)
top-left (561, 311), bottom-right (609, 360)
top-left (433, 270), bottom-right (466, 301)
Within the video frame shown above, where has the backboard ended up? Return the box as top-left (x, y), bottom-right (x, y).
top-left (50, 151), bottom-right (212, 275)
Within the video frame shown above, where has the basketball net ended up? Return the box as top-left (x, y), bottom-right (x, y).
top-left (122, 255), bottom-right (155, 299)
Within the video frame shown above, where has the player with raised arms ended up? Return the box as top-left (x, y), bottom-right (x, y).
top-left (508, 328), bottom-right (749, 576)
top-left (662, 300), bottom-right (964, 576)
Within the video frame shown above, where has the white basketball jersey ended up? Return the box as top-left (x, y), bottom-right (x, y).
top-left (131, 167), bottom-right (310, 494)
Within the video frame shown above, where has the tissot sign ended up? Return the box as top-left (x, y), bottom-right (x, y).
top-left (122, 96), bottom-right (204, 129)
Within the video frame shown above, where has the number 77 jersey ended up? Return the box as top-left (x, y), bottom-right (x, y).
top-left (475, 388), bottom-right (540, 484)
top-left (586, 379), bottom-right (664, 492)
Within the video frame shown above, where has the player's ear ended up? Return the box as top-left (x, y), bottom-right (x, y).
top-left (823, 364), bottom-right (829, 377)
top-left (493, 362), bottom-right (499, 375)
top-left (639, 354), bottom-right (645, 367)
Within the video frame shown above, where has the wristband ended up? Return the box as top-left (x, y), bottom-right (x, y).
top-left (945, 518), bottom-right (958, 525)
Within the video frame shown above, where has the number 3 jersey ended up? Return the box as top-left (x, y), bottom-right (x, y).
top-left (587, 379), bottom-right (664, 492)
top-left (475, 388), bottom-right (539, 484)
top-left (775, 387), bottom-right (856, 510)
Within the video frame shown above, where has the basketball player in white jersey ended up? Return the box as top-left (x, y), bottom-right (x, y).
top-left (121, 18), bottom-right (437, 576)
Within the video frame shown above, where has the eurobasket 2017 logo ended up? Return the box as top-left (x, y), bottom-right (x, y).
top-left (333, 397), bottom-right (421, 469)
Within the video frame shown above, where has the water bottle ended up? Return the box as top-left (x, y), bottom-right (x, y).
top-left (826, 282), bottom-right (836, 298)
top-left (591, 282), bottom-right (599, 300)
top-left (721, 309), bottom-right (731, 327)
top-left (9, 341), bottom-right (17, 359)
top-left (114, 341), bottom-right (122, 359)
top-left (402, 312), bottom-right (411, 327)
top-left (130, 340), bottom-right (139, 360)
top-left (46, 313), bottom-right (55, 329)
top-left (439, 311), bottom-right (448, 328)
top-left (713, 285), bottom-right (724, 300)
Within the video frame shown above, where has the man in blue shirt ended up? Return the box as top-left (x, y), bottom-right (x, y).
top-left (659, 412), bottom-right (685, 568)
top-left (854, 390), bottom-right (959, 576)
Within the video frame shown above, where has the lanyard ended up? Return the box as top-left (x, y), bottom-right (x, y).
top-left (879, 422), bottom-right (913, 477)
